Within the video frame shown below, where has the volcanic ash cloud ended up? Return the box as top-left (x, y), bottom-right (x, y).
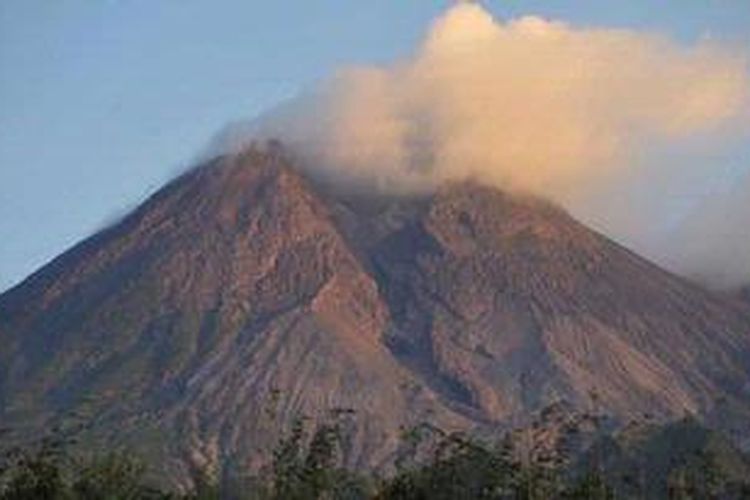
top-left (236, 4), bottom-right (750, 287)
top-left (252, 4), bottom-right (747, 197)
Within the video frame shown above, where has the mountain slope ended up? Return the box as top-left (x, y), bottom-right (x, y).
top-left (1, 147), bottom-right (749, 483)
top-left (357, 183), bottom-right (750, 421)
top-left (0, 151), bottom-right (469, 482)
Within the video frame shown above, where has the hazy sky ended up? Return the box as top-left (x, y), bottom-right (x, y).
top-left (1, 1), bottom-right (749, 292)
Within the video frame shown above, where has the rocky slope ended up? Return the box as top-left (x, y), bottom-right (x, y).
top-left (1, 147), bottom-right (749, 483)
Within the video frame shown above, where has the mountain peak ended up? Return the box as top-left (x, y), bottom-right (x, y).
top-left (1, 151), bottom-right (749, 483)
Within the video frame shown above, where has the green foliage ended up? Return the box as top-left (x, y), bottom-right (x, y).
top-left (376, 431), bottom-right (517, 499)
top-left (0, 429), bottom-right (168, 500)
top-left (71, 452), bottom-right (160, 500)
top-left (267, 413), bottom-right (369, 500)
top-left (564, 472), bottom-right (614, 500)
top-left (0, 440), bottom-right (66, 500)
top-left (1, 408), bottom-right (749, 499)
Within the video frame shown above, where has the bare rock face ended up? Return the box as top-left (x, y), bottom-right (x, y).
top-left (0, 151), bottom-right (469, 482)
top-left (362, 184), bottom-right (750, 422)
top-left (1, 149), bottom-right (749, 483)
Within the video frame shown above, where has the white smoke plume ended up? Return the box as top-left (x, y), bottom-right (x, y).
top-left (225, 4), bottom-right (750, 288)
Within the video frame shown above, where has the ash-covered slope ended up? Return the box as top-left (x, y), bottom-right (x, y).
top-left (351, 184), bottom-right (750, 422)
top-left (1, 148), bottom-right (749, 482)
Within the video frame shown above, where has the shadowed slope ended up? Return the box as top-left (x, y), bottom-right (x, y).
top-left (362, 183), bottom-right (750, 423)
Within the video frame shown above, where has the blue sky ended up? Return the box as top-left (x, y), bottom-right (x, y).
top-left (1, 0), bottom-right (749, 292)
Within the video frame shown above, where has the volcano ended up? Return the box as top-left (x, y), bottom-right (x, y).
top-left (1, 146), bottom-right (749, 483)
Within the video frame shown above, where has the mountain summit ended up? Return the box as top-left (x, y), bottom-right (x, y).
top-left (1, 147), bottom-right (749, 482)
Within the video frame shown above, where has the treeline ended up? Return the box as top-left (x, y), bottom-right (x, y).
top-left (2, 406), bottom-right (749, 499)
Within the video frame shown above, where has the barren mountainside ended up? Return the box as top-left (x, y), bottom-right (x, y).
top-left (1, 148), bottom-right (749, 483)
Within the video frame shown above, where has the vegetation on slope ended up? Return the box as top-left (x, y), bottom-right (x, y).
top-left (2, 404), bottom-right (749, 499)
